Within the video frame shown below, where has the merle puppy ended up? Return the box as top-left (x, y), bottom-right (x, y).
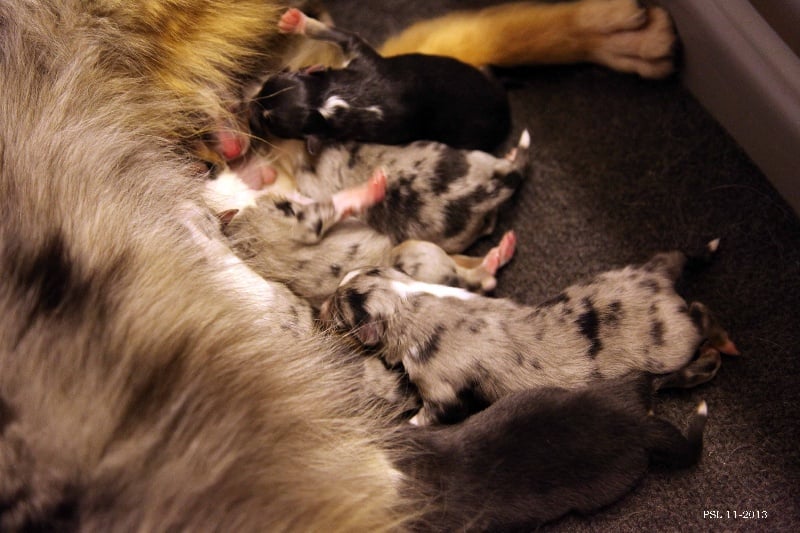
top-left (293, 130), bottom-right (530, 253)
top-left (403, 376), bottom-right (708, 530)
top-left (221, 184), bottom-right (517, 308)
top-left (249, 8), bottom-right (511, 152)
top-left (321, 241), bottom-right (738, 425)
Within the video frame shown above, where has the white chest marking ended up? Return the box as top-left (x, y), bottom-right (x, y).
top-left (390, 280), bottom-right (475, 301)
top-left (319, 95), bottom-right (350, 119)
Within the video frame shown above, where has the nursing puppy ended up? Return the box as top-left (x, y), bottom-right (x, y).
top-left (221, 183), bottom-right (517, 307)
top-left (294, 130), bottom-right (530, 253)
top-left (322, 242), bottom-right (738, 425)
top-left (249, 9), bottom-right (511, 152)
top-left (209, 134), bottom-right (526, 305)
top-left (402, 377), bottom-right (708, 530)
top-left (1, 0), bottom-right (683, 530)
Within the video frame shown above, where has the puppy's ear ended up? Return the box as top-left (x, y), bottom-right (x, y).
top-left (217, 209), bottom-right (239, 230)
top-left (355, 317), bottom-right (385, 347)
top-left (306, 135), bottom-right (323, 155)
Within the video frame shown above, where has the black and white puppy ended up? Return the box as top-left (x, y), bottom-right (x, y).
top-left (249, 8), bottom-right (511, 152)
top-left (403, 376), bottom-right (708, 530)
top-left (321, 241), bottom-right (738, 425)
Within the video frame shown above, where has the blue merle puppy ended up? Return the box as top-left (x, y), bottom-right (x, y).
top-left (292, 130), bottom-right (530, 253)
top-left (320, 240), bottom-right (738, 425)
top-left (218, 167), bottom-right (517, 307)
top-left (248, 8), bottom-right (511, 152)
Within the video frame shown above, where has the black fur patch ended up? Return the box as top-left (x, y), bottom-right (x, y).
top-left (433, 382), bottom-right (491, 424)
top-left (6, 234), bottom-right (100, 340)
top-left (651, 320), bottom-right (666, 346)
top-left (367, 176), bottom-right (421, 241)
top-left (273, 200), bottom-right (295, 217)
top-left (431, 148), bottom-right (469, 194)
top-left (312, 218), bottom-right (323, 237)
top-left (689, 304), bottom-right (707, 331)
top-left (344, 288), bottom-right (370, 327)
top-left (443, 186), bottom-right (488, 239)
top-left (18, 482), bottom-right (81, 532)
top-left (413, 325), bottom-right (445, 364)
top-left (330, 264), bottom-right (342, 277)
top-left (497, 169), bottom-right (523, 190)
top-left (576, 298), bottom-right (602, 358)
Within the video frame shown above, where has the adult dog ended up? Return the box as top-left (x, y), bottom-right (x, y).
top-left (0, 0), bottom-right (676, 530)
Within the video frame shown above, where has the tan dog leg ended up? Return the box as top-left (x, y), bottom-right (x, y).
top-left (379, 0), bottom-right (676, 78)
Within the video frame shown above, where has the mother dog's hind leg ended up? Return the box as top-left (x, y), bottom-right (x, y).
top-left (379, 0), bottom-right (676, 78)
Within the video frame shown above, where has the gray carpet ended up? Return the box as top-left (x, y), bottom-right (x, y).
top-left (323, 1), bottom-right (800, 530)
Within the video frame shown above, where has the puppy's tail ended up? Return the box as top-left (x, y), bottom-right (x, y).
top-left (506, 129), bottom-right (531, 169)
top-left (645, 401), bottom-right (708, 469)
top-left (497, 129), bottom-right (531, 192)
top-left (684, 237), bottom-right (721, 273)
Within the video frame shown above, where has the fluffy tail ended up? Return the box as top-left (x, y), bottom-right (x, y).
top-left (646, 401), bottom-right (708, 468)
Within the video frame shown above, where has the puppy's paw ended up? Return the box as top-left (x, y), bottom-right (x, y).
top-left (279, 8), bottom-right (307, 34)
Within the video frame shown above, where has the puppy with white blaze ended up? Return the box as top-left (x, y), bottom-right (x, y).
top-left (249, 8), bottom-right (512, 152)
top-left (0, 0), bottom-right (685, 530)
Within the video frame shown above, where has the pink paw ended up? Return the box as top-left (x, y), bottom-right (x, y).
top-left (230, 158), bottom-right (277, 190)
top-left (332, 168), bottom-right (387, 219)
top-left (365, 167), bottom-right (387, 205)
top-left (279, 8), bottom-right (306, 34)
top-left (482, 231), bottom-right (517, 275)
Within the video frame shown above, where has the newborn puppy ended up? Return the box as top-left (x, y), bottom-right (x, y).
top-left (219, 169), bottom-right (518, 307)
top-left (321, 241), bottom-right (738, 425)
top-left (403, 377), bottom-right (708, 530)
top-left (249, 9), bottom-right (511, 152)
top-left (294, 130), bottom-right (530, 253)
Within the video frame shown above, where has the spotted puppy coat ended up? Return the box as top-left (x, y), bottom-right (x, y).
top-left (293, 131), bottom-right (529, 253)
top-left (218, 173), bottom-right (517, 307)
top-left (213, 132), bottom-right (526, 306)
top-left (321, 242), bottom-right (737, 425)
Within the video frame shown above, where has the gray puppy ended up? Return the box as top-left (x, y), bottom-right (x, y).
top-left (216, 145), bottom-right (521, 307)
top-left (293, 130), bottom-right (530, 253)
top-left (321, 241), bottom-right (738, 425)
top-left (222, 188), bottom-right (516, 307)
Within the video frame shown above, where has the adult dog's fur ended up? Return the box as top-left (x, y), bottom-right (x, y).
top-left (0, 0), bottom-right (679, 530)
top-left (380, 0), bottom-right (676, 78)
